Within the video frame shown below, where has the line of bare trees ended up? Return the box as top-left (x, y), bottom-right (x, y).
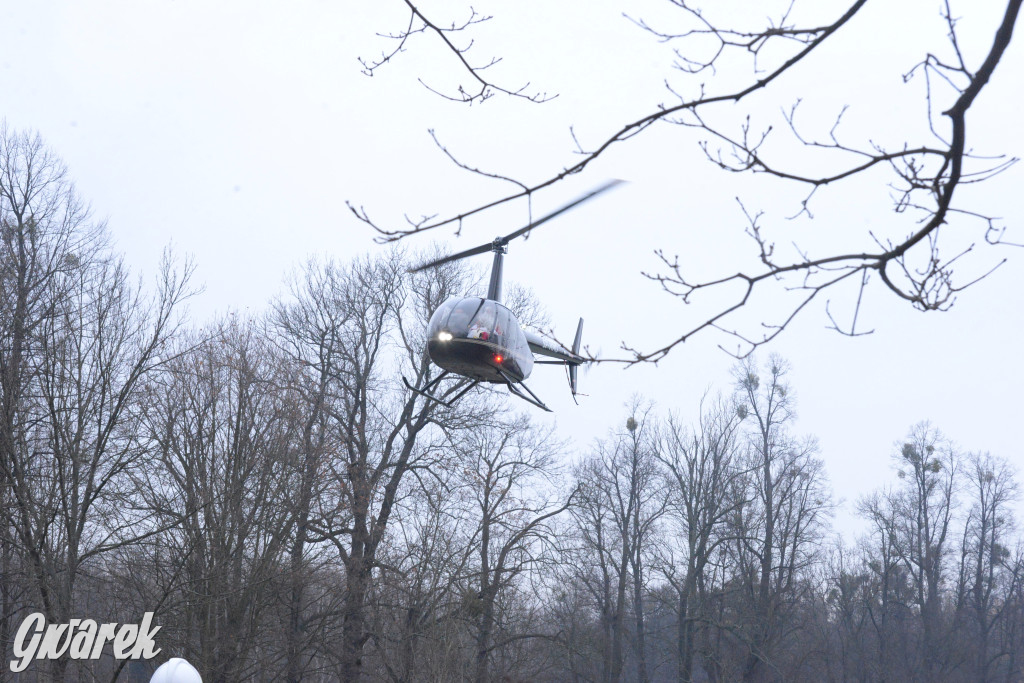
top-left (552, 365), bottom-right (1024, 683)
top-left (3, 127), bottom-right (1023, 682)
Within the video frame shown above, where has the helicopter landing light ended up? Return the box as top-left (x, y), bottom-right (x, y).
top-left (493, 354), bottom-right (504, 364)
top-left (438, 331), bottom-right (453, 341)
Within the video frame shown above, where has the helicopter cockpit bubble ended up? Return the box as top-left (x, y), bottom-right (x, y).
top-left (424, 296), bottom-right (534, 385)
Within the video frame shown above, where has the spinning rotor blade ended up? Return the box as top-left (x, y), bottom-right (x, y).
top-left (500, 179), bottom-right (624, 244)
top-left (408, 242), bottom-right (493, 273)
top-left (408, 179), bottom-right (624, 273)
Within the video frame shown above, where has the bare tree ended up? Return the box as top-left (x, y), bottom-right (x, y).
top-left (1, 125), bottom-right (103, 671)
top-left (571, 401), bottom-right (667, 683)
top-left (271, 260), bottom-right (361, 683)
top-left (657, 397), bottom-right (746, 682)
top-left (996, 547), bottom-right (1024, 681)
top-left (138, 318), bottom-right (301, 681)
top-left (956, 451), bottom-right (1019, 681)
top-left (271, 252), bottom-right (491, 681)
top-left (353, 1), bottom-right (1022, 360)
top-left (816, 543), bottom-right (875, 683)
top-left (859, 423), bottom-right (960, 681)
top-left (570, 456), bottom-right (625, 683)
top-left (727, 355), bottom-right (831, 681)
top-left (856, 489), bottom-right (919, 682)
top-left (443, 415), bottom-right (573, 683)
top-left (0, 125), bottom-right (192, 680)
top-left (896, 423), bottom-right (960, 679)
top-left (368, 470), bottom-right (475, 682)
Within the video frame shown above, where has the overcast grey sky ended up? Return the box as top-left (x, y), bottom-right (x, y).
top-left (3, 0), bottom-right (1022, 532)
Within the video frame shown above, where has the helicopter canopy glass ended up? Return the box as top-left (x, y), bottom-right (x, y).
top-left (429, 297), bottom-right (517, 348)
top-left (467, 301), bottom-right (497, 340)
top-left (447, 299), bottom-right (483, 336)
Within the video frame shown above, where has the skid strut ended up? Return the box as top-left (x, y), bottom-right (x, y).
top-left (497, 369), bottom-right (552, 412)
top-left (403, 371), bottom-right (480, 409)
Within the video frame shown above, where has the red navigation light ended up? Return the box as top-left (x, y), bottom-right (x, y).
top-left (493, 354), bottom-right (504, 364)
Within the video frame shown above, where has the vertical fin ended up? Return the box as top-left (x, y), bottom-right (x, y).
top-left (570, 318), bottom-right (583, 396)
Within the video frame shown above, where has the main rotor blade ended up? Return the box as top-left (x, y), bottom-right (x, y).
top-left (408, 241), bottom-right (493, 273)
top-left (500, 179), bottom-right (624, 244)
top-left (407, 179), bottom-right (624, 273)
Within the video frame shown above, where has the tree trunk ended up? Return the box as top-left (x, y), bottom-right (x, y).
top-left (341, 560), bottom-right (369, 682)
top-left (475, 592), bottom-right (495, 683)
top-left (633, 554), bottom-right (648, 683)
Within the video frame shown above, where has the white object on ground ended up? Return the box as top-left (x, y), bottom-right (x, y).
top-left (150, 658), bottom-right (202, 683)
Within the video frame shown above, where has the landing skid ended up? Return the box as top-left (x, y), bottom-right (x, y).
top-left (403, 371), bottom-right (480, 410)
top-left (497, 369), bottom-right (552, 412)
top-left (405, 369), bottom-right (552, 413)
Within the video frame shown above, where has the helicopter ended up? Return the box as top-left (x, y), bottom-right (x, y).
top-left (405, 180), bottom-right (622, 412)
